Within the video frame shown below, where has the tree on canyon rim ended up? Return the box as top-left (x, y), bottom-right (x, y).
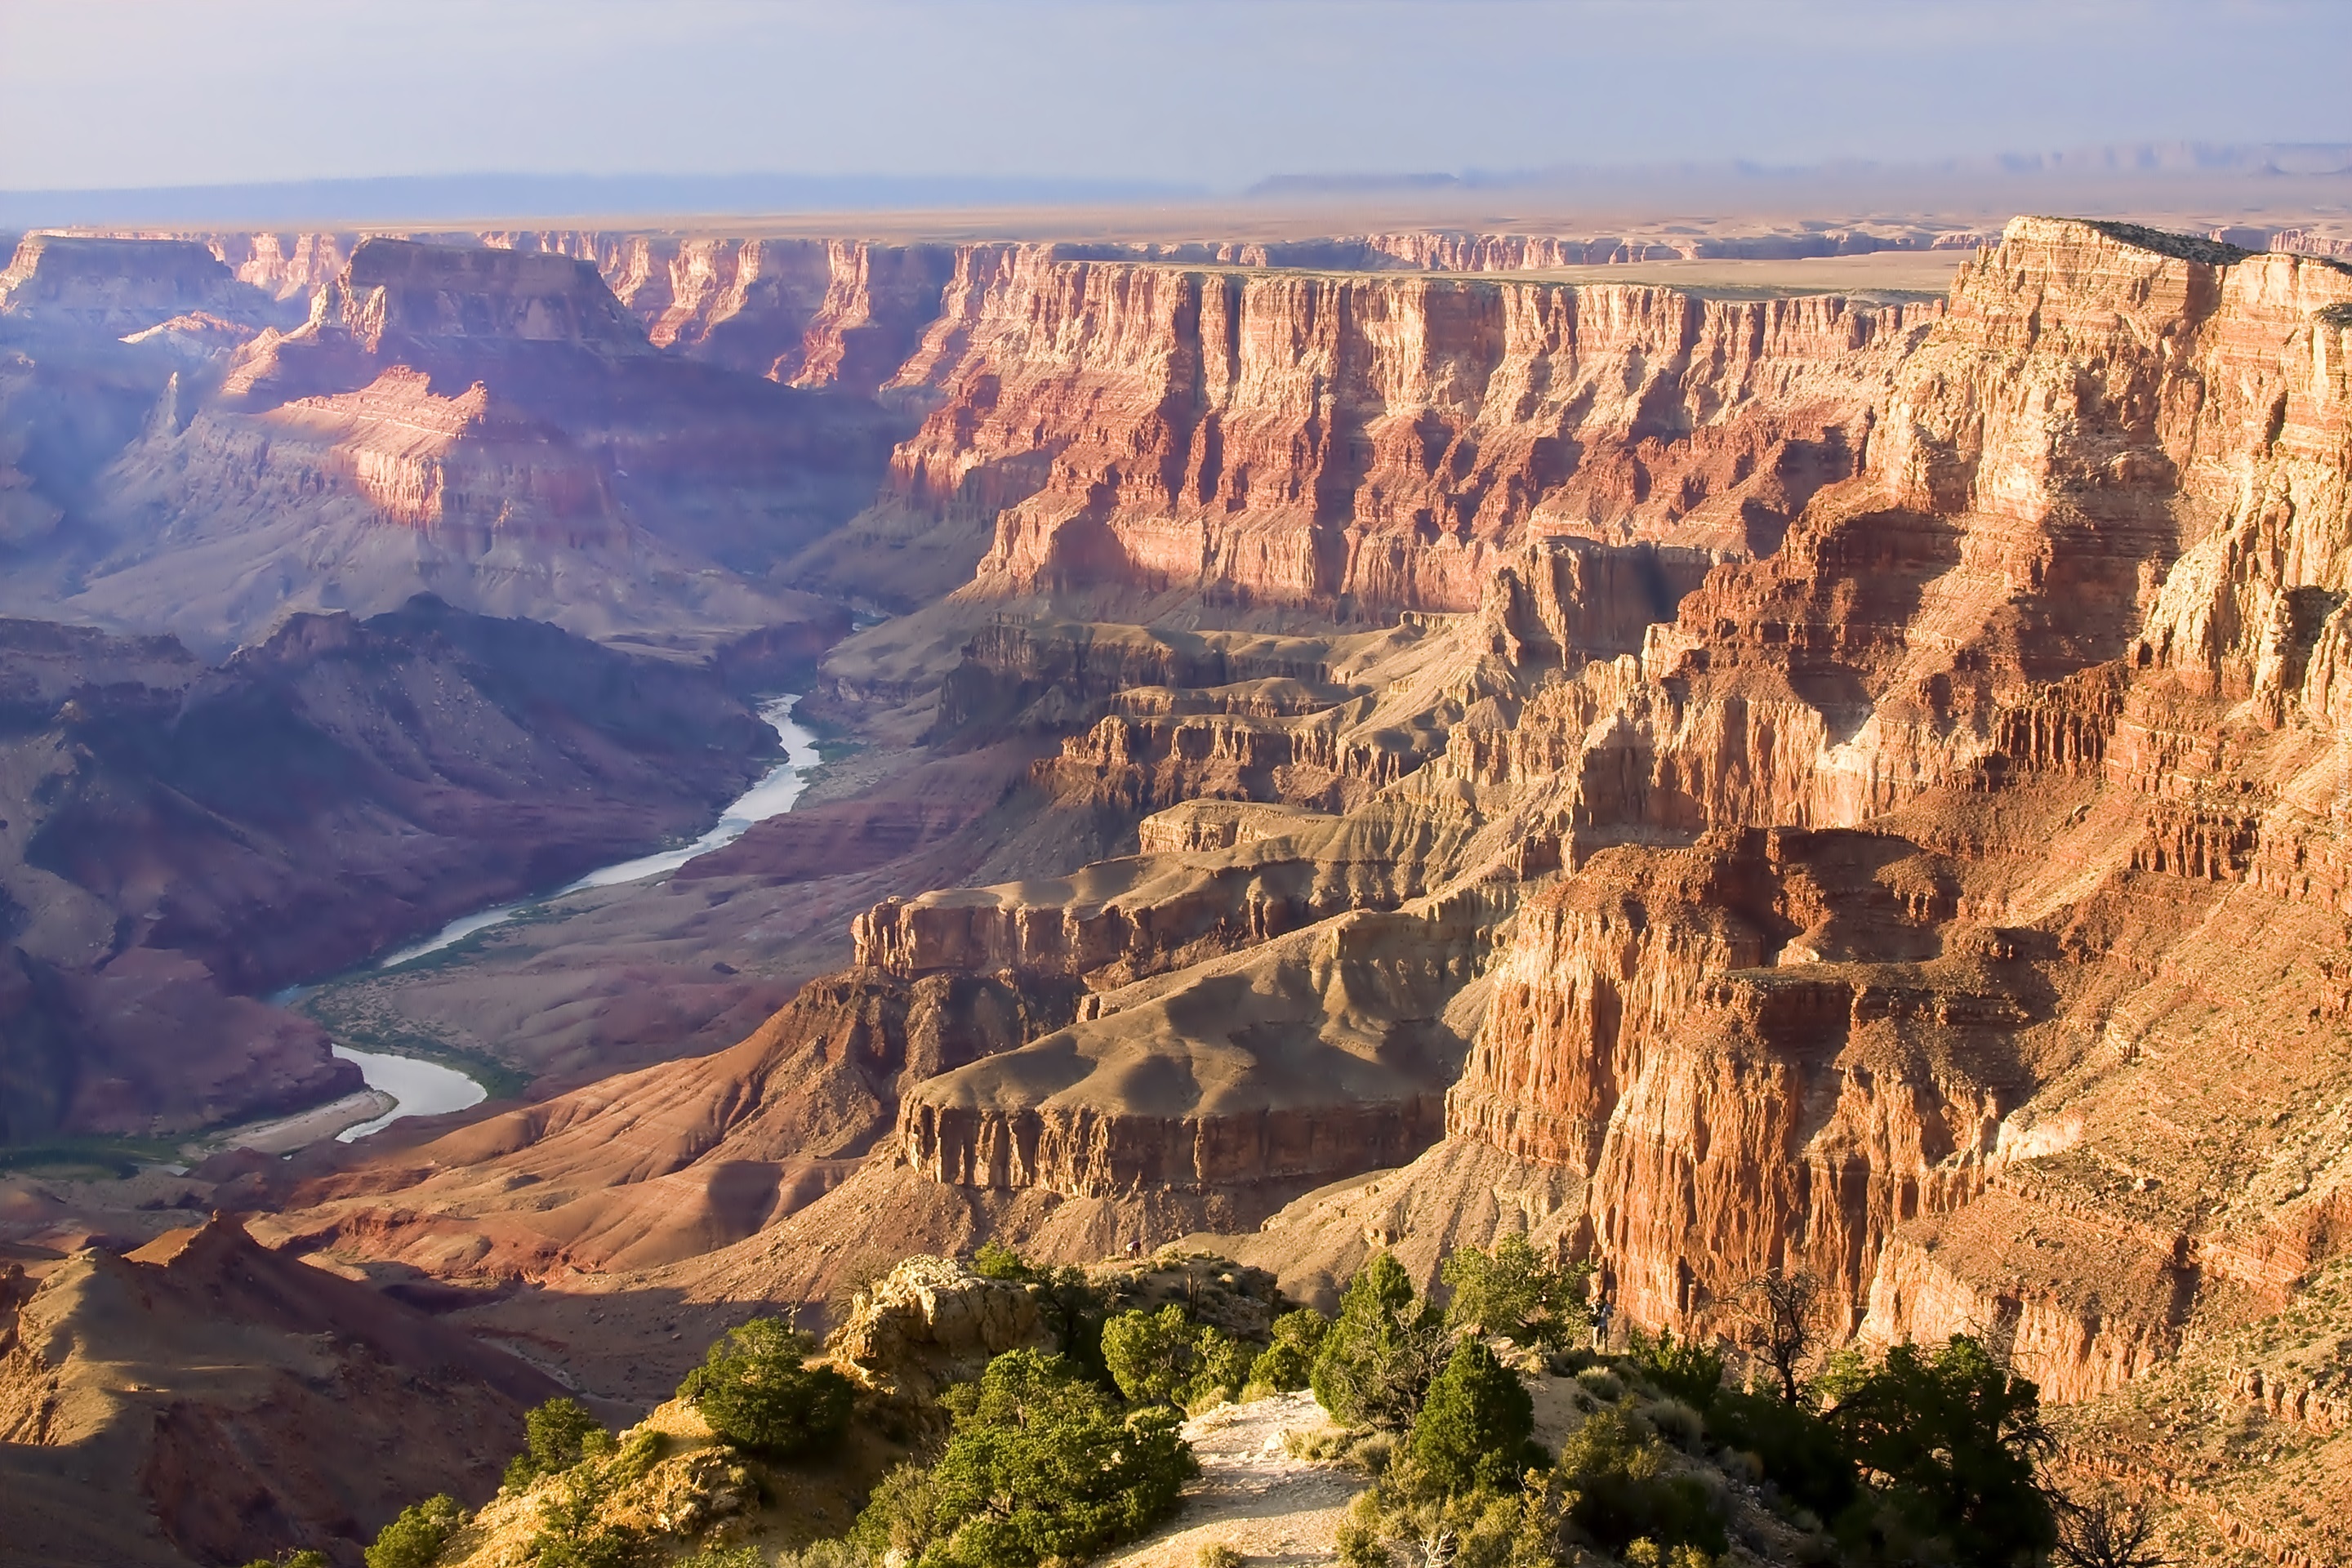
top-left (1312, 1251), bottom-right (1450, 1431)
top-left (1439, 1232), bottom-right (1592, 1351)
top-left (1827, 1336), bottom-right (2056, 1566)
top-left (1735, 1267), bottom-right (1828, 1403)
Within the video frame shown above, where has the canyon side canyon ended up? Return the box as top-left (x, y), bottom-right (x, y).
top-left (2, 207), bottom-right (2351, 1567)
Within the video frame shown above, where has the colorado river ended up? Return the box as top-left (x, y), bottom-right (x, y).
top-left (332, 1045), bottom-right (487, 1140)
top-left (372, 694), bottom-right (817, 968)
top-left (318, 693), bottom-right (817, 1137)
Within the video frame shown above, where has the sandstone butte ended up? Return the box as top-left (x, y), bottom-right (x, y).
top-left (9, 213), bottom-right (2352, 1565)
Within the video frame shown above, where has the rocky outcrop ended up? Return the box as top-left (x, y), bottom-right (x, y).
top-left (826, 1254), bottom-right (1052, 1399)
top-left (893, 906), bottom-right (1473, 1207)
top-left (1402, 221), bottom-right (2352, 1401)
top-left (57, 237), bottom-right (894, 652)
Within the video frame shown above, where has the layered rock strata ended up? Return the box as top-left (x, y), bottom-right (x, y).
top-left (881, 256), bottom-right (1934, 614)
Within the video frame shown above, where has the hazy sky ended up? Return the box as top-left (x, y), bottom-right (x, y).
top-left (2, 0), bottom-right (2345, 192)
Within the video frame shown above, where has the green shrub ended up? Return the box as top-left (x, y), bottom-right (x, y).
top-left (1338, 1457), bottom-right (1524, 1568)
top-left (1829, 1336), bottom-right (2054, 1566)
top-left (1102, 1304), bottom-right (1198, 1405)
top-left (674, 1550), bottom-right (765, 1568)
top-left (851, 1462), bottom-right (944, 1564)
top-left (365, 1494), bottom-right (466, 1568)
top-left (1637, 1396), bottom-right (1704, 1451)
top-left (1197, 1543), bottom-right (1245, 1568)
top-left (1310, 1253), bottom-right (1448, 1431)
top-left (1247, 1307), bottom-right (1330, 1392)
top-left (851, 1348), bottom-right (1196, 1568)
top-left (1189, 1325), bottom-right (1257, 1411)
top-left (1028, 1263), bottom-right (1112, 1384)
top-left (1549, 1406), bottom-right (1726, 1560)
top-left (971, 1240), bottom-right (1030, 1281)
top-left (505, 1396), bottom-right (608, 1490)
top-left (1625, 1327), bottom-right (1725, 1410)
top-left (528, 1458), bottom-right (641, 1568)
top-left (679, 1317), bottom-right (855, 1458)
top-left (1101, 1303), bottom-right (1255, 1410)
top-left (1407, 1338), bottom-right (1539, 1497)
top-left (242, 1553), bottom-right (332, 1568)
top-left (1438, 1235), bottom-right (1591, 1350)
top-left (773, 1543), bottom-right (871, 1568)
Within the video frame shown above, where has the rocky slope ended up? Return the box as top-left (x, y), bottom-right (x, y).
top-left (0, 1214), bottom-right (563, 1568)
top-left (0, 597), bottom-right (782, 1143)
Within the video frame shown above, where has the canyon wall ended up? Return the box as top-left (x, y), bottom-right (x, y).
top-left (1417, 220), bottom-right (2352, 1400)
top-left (893, 255), bottom-right (1936, 615)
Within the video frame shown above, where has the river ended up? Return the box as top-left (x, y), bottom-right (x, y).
top-left (322, 693), bottom-right (817, 1136)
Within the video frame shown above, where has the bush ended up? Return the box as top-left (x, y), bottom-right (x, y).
top-left (773, 1544), bottom-right (870, 1568)
top-left (679, 1317), bottom-right (855, 1458)
top-left (1573, 1365), bottom-right (1624, 1402)
top-left (1102, 1303), bottom-right (1258, 1411)
top-left (675, 1551), bottom-right (766, 1568)
top-left (1705, 1388), bottom-right (1858, 1521)
top-left (1637, 1396), bottom-right (1704, 1451)
top-left (1625, 1327), bottom-right (1725, 1411)
top-left (1548, 1406), bottom-right (1726, 1560)
top-left (1189, 1325), bottom-right (1257, 1411)
top-left (506, 1397), bottom-right (608, 1490)
top-left (1829, 1336), bottom-right (2054, 1566)
top-left (1310, 1253), bottom-right (1448, 1431)
top-left (365, 1494), bottom-right (466, 1568)
top-left (528, 1452), bottom-right (644, 1568)
top-left (1029, 1263), bottom-right (1112, 1384)
top-left (243, 1554), bottom-right (332, 1568)
top-left (971, 1240), bottom-right (1030, 1281)
top-left (852, 1462), bottom-right (944, 1564)
top-left (1438, 1235), bottom-right (1590, 1351)
top-left (1407, 1338), bottom-right (1539, 1497)
top-left (1247, 1308), bottom-right (1330, 1393)
top-left (851, 1348), bottom-right (1196, 1568)
top-left (1102, 1304), bottom-right (1198, 1406)
top-left (1623, 1543), bottom-right (1717, 1568)
top-left (1198, 1544), bottom-right (1245, 1568)
top-left (1339, 1458), bottom-right (1524, 1568)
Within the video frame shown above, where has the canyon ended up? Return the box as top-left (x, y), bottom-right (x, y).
top-left (2, 207), bottom-right (2351, 1566)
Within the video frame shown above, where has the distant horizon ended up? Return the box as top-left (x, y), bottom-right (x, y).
top-left (2, 140), bottom-right (2347, 233)
top-left (5, 0), bottom-right (2348, 198)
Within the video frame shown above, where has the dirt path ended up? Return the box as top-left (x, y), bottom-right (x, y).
top-left (1101, 1392), bottom-right (1366, 1568)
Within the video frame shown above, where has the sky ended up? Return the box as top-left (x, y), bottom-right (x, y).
top-left (1, 0), bottom-right (2346, 194)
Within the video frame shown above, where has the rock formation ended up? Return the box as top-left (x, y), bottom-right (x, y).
top-left (0, 1214), bottom-right (562, 1567)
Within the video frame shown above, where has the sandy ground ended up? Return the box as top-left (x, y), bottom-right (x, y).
top-left (1102, 1392), bottom-right (1366, 1568)
top-left (193, 1088), bottom-right (394, 1156)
